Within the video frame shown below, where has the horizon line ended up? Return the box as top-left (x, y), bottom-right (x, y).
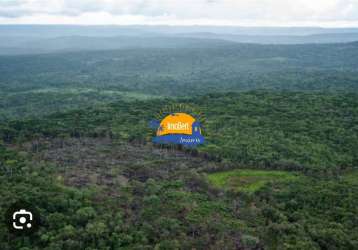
top-left (1, 24), bottom-right (358, 29)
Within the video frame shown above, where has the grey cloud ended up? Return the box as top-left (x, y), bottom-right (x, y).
top-left (1, 0), bottom-right (358, 23)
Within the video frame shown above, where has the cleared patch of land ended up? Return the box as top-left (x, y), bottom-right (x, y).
top-left (14, 137), bottom-right (218, 189)
top-left (207, 169), bottom-right (300, 193)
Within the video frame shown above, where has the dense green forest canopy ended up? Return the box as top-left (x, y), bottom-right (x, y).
top-left (2, 91), bottom-right (358, 173)
top-left (2, 42), bottom-right (358, 95)
top-left (1, 91), bottom-right (357, 249)
top-left (1, 42), bottom-right (358, 120)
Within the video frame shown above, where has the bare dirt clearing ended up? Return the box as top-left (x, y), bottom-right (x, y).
top-left (15, 137), bottom-right (219, 189)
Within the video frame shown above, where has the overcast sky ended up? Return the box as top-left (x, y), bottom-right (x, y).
top-left (1, 0), bottom-right (358, 27)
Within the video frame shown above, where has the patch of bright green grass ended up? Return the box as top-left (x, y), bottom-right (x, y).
top-left (207, 169), bottom-right (300, 193)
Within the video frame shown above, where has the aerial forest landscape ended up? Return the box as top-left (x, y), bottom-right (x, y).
top-left (0, 2), bottom-right (358, 249)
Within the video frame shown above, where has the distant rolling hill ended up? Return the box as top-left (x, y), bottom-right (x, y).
top-left (1, 25), bottom-right (358, 55)
top-left (0, 35), bottom-right (239, 55)
top-left (173, 32), bottom-right (358, 44)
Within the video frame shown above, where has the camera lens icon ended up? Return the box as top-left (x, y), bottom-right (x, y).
top-left (5, 201), bottom-right (40, 235)
top-left (13, 209), bottom-right (33, 230)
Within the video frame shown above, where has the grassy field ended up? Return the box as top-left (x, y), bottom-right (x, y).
top-left (207, 169), bottom-right (300, 193)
